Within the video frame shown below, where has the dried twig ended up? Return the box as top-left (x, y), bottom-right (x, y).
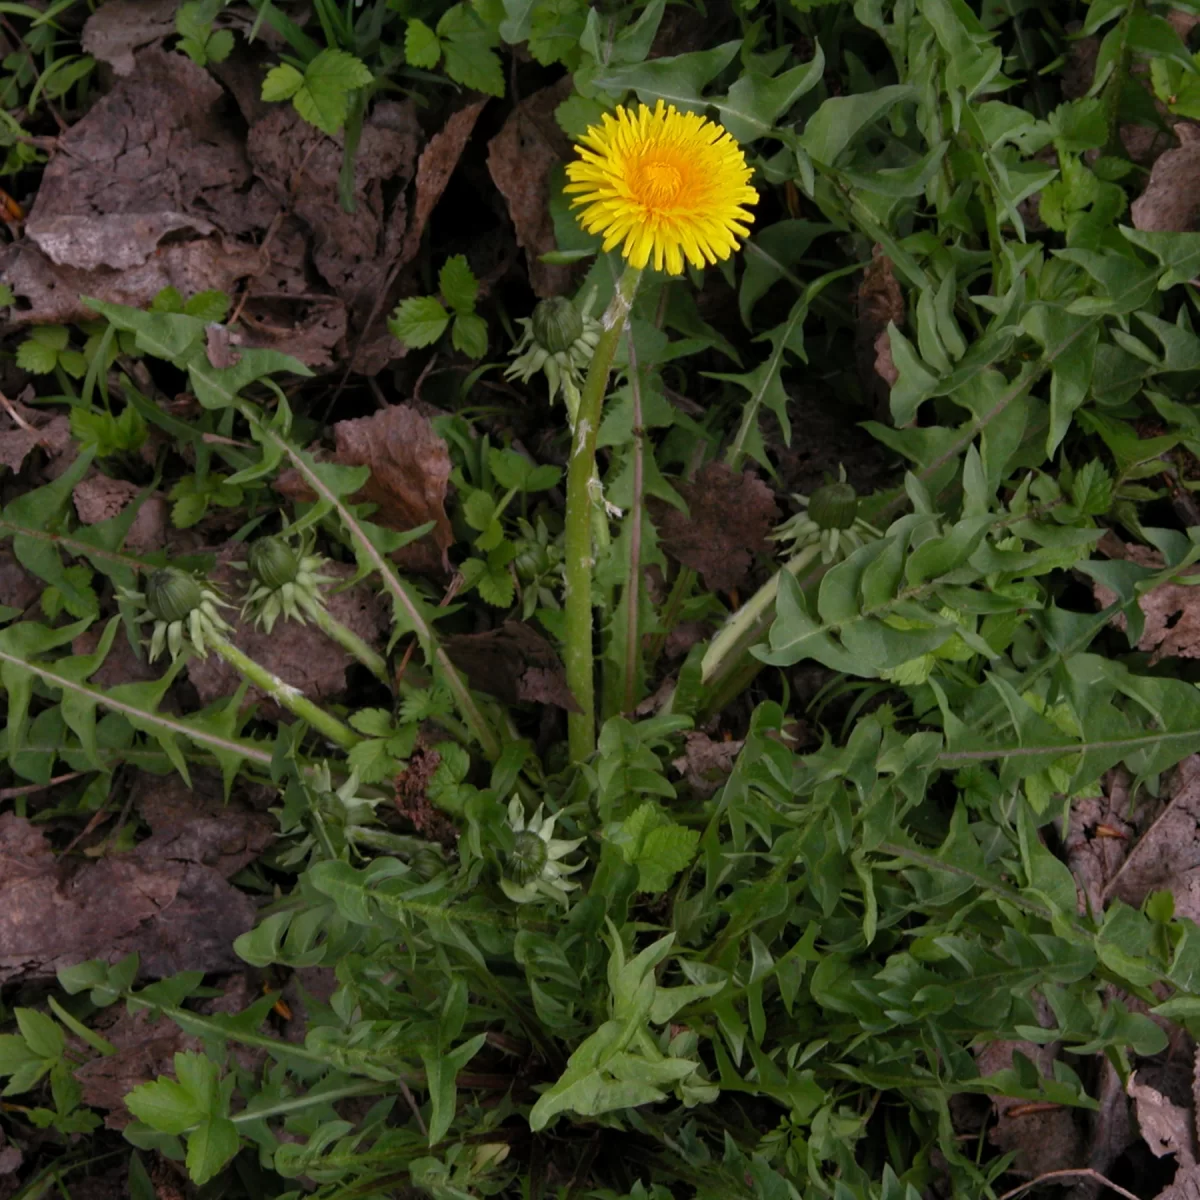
top-left (995, 1168), bottom-right (1141, 1200)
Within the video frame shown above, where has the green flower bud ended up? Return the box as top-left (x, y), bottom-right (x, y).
top-left (531, 297), bottom-right (584, 355)
top-left (506, 830), bottom-right (548, 884)
top-left (248, 537), bottom-right (300, 590)
top-left (145, 568), bottom-right (203, 623)
top-left (807, 481), bottom-right (858, 531)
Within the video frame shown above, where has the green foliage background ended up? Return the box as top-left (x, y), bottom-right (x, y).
top-left (6, 0), bottom-right (1200, 1198)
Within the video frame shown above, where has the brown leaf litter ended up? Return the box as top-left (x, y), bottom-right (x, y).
top-left (1063, 769), bottom-right (1136, 917)
top-left (0, 388), bottom-right (73, 475)
top-left (855, 246), bottom-right (905, 417)
top-left (1106, 755), bottom-right (1200, 922)
top-left (77, 972), bottom-right (265, 1130)
top-left (394, 742), bottom-right (458, 849)
top-left (72, 473), bottom-right (169, 554)
top-left (650, 461), bottom-right (780, 593)
top-left (351, 97), bottom-right (489, 374)
top-left (672, 731), bottom-right (743, 797)
top-left (1091, 539), bottom-right (1200, 663)
top-left (186, 547), bottom-right (389, 708)
top-left (2, 44), bottom-right (471, 374)
top-left (274, 403), bottom-right (453, 575)
top-left (3, 50), bottom-right (270, 323)
top-left (0, 773), bottom-right (272, 985)
top-left (444, 620), bottom-right (580, 711)
top-left (80, 0), bottom-right (183, 76)
top-left (977, 1030), bottom-right (1085, 1179)
top-left (1133, 123), bottom-right (1200, 234)
top-left (486, 77), bottom-right (576, 298)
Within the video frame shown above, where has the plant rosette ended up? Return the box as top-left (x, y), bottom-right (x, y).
top-left (500, 796), bottom-right (585, 906)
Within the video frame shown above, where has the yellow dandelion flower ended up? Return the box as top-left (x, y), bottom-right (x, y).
top-left (564, 99), bottom-right (759, 276)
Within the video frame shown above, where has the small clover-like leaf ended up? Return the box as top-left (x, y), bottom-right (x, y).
top-left (405, 18), bottom-right (441, 67)
top-left (389, 296), bottom-right (451, 348)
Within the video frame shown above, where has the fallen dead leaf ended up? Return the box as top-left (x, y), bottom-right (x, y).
top-left (672, 731), bottom-right (743, 797)
top-left (274, 404), bottom-right (453, 575)
top-left (394, 741), bottom-right (457, 849)
top-left (1062, 769), bottom-right (1135, 917)
top-left (1107, 756), bottom-right (1200, 920)
top-left (76, 970), bottom-right (265, 1129)
top-left (246, 100), bottom-right (420, 327)
top-left (74, 1004), bottom-right (204, 1130)
top-left (1092, 540), bottom-right (1200, 663)
top-left (73, 474), bottom-right (168, 554)
top-left (24, 48), bottom-right (272, 273)
top-left (1156, 1166), bottom-right (1200, 1200)
top-left (1133, 123), bottom-right (1200, 233)
top-left (0, 1130), bottom-right (20, 1180)
top-left (651, 461), bottom-right (779, 593)
top-left (1, 48), bottom-right (269, 323)
top-left (353, 98), bottom-right (489, 375)
top-left (978, 1036), bottom-right (1085, 1178)
top-left (1130, 1071), bottom-right (1197, 1166)
top-left (444, 621), bottom-right (580, 711)
top-left (0, 389), bottom-right (73, 475)
top-left (187, 550), bottom-right (389, 708)
top-left (81, 0), bottom-right (179, 76)
top-left (0, 779), bottom-right (271, 983)
top-left (401, 99), bottom-right (488, 266)
top-left (0, 547), bottom-right (40, 612)
top-left (856, 247), bottom-right (904, 415)
top-left (486, 77), bottom-right (576, 298)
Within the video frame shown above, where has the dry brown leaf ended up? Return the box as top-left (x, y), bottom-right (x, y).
top-left (75, 1005), bottom-right (203, 1129)
top-left (0, 390), bottom-right (73, 475)
top-left (274, 404), bottom-right (453, 575)
top-left (1107, 756), bottom-right (1200, 921)
top-left (977, 1037), bottom-right (1085, 1178)
top-left (651, 462), bottom-right (779, 593)
top-left (0, 781), bottom-right (271, 984)
top-left (444, 621), bottom-right (580, 711)
top-left (246, 100), bottom-right (420, 321)
top-left (0, 547), bottom-right (40, 612)
top-left (400, 99), bottom-right (488, 266)
top-left (0, 1130), bottom-right (20, 1179)
top-left (81, 0), bottom-right (178, 75)
top-left (72, 474), bottom-right (168, 554)
top-left (187, 552), bottom-right (389, 708)
top-left (1130, 1071), bottom-right (1197, 1166)
top-left (672, 731), bottom-right (743, 797)
top-left (486, 77), bottom-right (576, 297)
top-left (855, 247), bottom-right (904, 414)
top-left (1092, 541), bottom-right (1200, 663)
top-left (394, 742), bottom-right (458, 849)
top-left (1063, 770), bottom-right (1135, 917)
top-left (1157, 1166), bottom-right (1200, 1200)
top-left (2, 48), bottom-right (270, 323)
top-left (24, 49), bottom-right (270, 272)
top-left (1133, 124), bottom-right (1200, 233)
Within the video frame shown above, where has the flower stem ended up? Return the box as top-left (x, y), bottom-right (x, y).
top-left (311, 604), bottom-right (390, 685)
top-left (564, 264), bottom-right (642, 764)
top-left (209, 632), bottom-right (361, 751)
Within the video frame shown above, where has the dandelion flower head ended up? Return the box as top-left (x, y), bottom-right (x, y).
top-left (564, 99), bottom-right (759, 276)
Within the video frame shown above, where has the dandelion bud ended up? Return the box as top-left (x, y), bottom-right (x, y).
top-left (145, 568), bottom-right (203, 623)
top-left (531, 297), bottom-right (584, 355)
top-left (807, 481), bottom-right (858, 531)
top-left (506, 830), bottom-right (549, 884)
top-left (248, 537), bottom-right (300, 590)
